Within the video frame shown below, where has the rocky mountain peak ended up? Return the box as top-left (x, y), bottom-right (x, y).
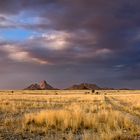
top-left (25, 80), bottom-right (55, 90)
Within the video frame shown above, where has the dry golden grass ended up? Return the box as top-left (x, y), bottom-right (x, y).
top-left (108, 94), bottom-right (140, 117)
top-left (0, 90), bottom-right (140, 140)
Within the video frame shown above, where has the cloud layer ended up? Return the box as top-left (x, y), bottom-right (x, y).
top-left (0, 0), bottom-right (140, 89)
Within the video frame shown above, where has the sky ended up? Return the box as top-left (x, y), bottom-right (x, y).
top-left (0, 0), bottom-right (140, 89)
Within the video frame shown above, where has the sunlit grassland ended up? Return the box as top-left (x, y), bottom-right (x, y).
top-left (0, 90), bottom-right (140, 140)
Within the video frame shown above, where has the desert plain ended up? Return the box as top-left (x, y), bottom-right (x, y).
top-left (0, 90), bottom-right (140, 140)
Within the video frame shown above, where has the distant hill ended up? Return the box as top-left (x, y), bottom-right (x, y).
top-left (25, 80), bottom-right (56, 90)
top-left (66, 83), bottom-right (101, 90)
top-left (25, 81), bottom-right (125, 90)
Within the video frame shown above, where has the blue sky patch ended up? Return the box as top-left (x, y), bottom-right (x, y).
top-left (0, 28), bottom-right (34, 41)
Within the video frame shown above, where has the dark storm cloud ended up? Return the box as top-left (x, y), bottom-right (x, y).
top-left (0, 0), bottom-right (140, 88)
top-left (0, 0), bottom-right (53, 14)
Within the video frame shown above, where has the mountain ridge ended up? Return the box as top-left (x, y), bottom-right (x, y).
top-left (24, 81), bottom-right (129, 90)
top-left (24, 80), bottom-right (56, 90)
top-left (65, 83), bottom-right (101, 90)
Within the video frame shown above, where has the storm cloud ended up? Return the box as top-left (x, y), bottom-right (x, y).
top-left (0, 0), bottom-right (140, 89)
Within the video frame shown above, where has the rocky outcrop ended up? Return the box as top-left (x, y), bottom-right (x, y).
top-left (25, 80), bottom-right (56, 90)
top-left (66, 83), bottom-right (101, 90)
